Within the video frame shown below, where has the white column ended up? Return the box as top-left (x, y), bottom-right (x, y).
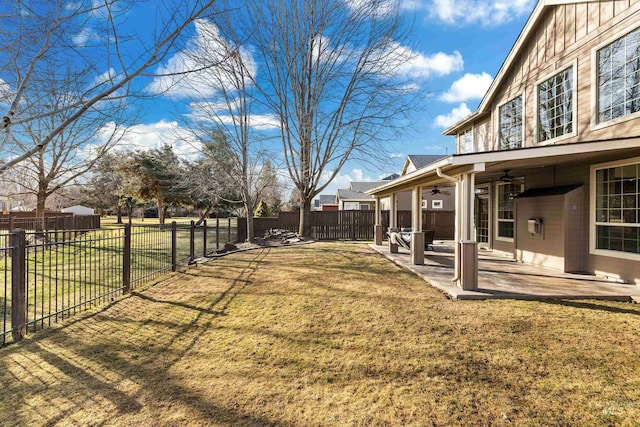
top-left (411, 186), bottom-right (424, 265)
top-left (460, 172), bottom-right (478, 290)
top-left (389, 193), bottom-right (397, 229)
top-left (374, 196), bottom-right (383, 245)
top-left (388, 192), bottom-right (398, 253)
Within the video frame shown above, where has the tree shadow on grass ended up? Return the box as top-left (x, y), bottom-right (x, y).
top-left (542, 299), bottom-right (640, 316)
top-left (0, 248), bottom-right (284, 426)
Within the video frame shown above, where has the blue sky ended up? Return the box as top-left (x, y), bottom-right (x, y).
top-left (28, 0), bottom-right (537, 199)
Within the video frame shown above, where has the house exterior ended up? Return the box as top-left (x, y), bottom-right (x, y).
top-left (368, 0), bottom-right (640, 288)
top-left (337, 182), bottom-right (379, 210)
top-left (316, 194), bottom-right (339, 211)
top-left (62, 205), bottom-right (95, 215)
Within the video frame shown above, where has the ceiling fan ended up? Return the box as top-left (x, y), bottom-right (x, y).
top-left (499, 169), bottom-right (514, 183)
top-left (431, 186), bottom-right (451, 195)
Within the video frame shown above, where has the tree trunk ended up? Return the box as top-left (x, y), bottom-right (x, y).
top-left (195, 207), bottom-right (212, 226)
top-left (299, 198), bottom-right (312, 237)
top-left (35, 190), bottom-right (47, 233)
top-left (245, 204), bottom-right (254, 243)
top-left (157, 199), bottom-right (165, 225)
top-left (127, 205), bottom-right (133, 226)
top-left (116, 207), bottom-right (123, 224)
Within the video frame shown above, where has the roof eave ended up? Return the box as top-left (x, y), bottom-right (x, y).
top-left (365, 157), bottom-right (454, 196)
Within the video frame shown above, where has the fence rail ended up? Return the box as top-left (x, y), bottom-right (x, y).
top-left (1, 218), bottom-right (238, 346)
top-left (243, 210), bottom-right (455, 241)
top-left (0, 215), bottom-right (101, 233)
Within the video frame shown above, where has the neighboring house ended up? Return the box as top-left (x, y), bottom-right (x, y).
top-left (368, 0), bottom-right (640, 287)
top-left (317, 194), bottom-right (339, 211)
top-left (62, 205), bottom-right (95, 216)
top-left (401, 155), bottom-right (447, 175)
top-left (337, 182), bottom-right (379, 210)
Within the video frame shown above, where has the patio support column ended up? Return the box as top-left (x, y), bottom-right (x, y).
top-left (388, 192), bottom-right (398, 253)
top-left (437, 167), bottom-right (461, 287)
top-left (411, 185), bottom-right (424, 265)
top-left (460, 172), bottom-right (478, 290)
top-left (374, 196), bottom-right (383, 245)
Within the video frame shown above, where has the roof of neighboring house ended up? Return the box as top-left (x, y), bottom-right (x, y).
top-left (443, 0), bottom-right (573, 135)
top-left (350, 181), bottom-right (382, 192)
top-left (337, 188), bottom-right (375, 201)
top-left (318, 194), bottom-right (337, 205)
top-left (408, 155), bottom-right (447, 169)
top-left (402, 155), bottom-right (447, 175)
top-left (382, 173), bottom-right (400, 180)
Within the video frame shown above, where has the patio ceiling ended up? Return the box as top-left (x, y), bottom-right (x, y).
top-left (367, 137), bottom-right (640, 196)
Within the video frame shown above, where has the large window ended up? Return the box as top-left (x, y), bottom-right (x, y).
top-left (497, 183), bottom-right (522, 240)
top-left (498, 95), bottom-right (523, 150)
top-left (597, 27), bottom-right (640, 123)
top-left (594, 162), bottom-right (640, 254)
top-left (537, 67), bottom-right (573, 142)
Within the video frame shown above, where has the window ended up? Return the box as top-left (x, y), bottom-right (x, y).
top-left (538, 67), bottom-right (573, 142)
top-left (597, 27), bottom-right (640, 124)
top-left (498, 95), bottom-right (523, 150)
top-left (360, 203), bottom-right (370, 210)
top-left (496, 182), bottom-right (522, 240)
top-left (458, 128), bottom-right (473, 153)
top-left (594, 162), bottom-right (640, 254)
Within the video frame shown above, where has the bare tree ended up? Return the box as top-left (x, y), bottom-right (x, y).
top-left (0, 0), bottom-right (221, 173)
top-left (239, 0), bottom-right (419, 236)
top-left (180, 19), bottom-right (279, 242)
top-left (5, 66), bottom-right (130, 225)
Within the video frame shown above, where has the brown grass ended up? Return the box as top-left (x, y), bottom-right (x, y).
top-left (0, 242), bottom-right (639, 426)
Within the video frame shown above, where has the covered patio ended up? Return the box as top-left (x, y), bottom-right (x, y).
top-left (370, 242), bottom-right (640, 301)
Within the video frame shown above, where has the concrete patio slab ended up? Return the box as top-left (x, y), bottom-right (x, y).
top-left (370, 243), bottom-right (640, 301)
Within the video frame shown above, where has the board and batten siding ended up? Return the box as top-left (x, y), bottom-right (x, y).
top-left (470, 1), bottom-right (640, 152)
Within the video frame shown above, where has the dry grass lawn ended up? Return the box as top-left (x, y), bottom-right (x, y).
top-left (0, 242), bottom-right (639, 426)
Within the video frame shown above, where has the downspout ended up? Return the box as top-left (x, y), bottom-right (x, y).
top-left (437, 167), bottom-right (461, 284)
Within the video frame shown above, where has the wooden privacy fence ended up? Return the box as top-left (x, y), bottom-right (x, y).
top-left (0, 214), bottom-right (101, 232)
top-left (239, 210), bottom-right (455, 241)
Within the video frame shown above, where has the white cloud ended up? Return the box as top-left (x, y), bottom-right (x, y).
top-left (433, 103), bottom-right (471, 128)
top-left (429, 0), bottom-right (535, 26)
top-left (389, 152), bottom-right (404, 159)
top-left (439, 72), bottom-right (493, 103)
top-left (94, 120), bottom-right (202, 159)
top-left (72, 27), bottom-right (98, 47)
top-left (344, 0), bottom-right (422, 15)
top-left (319, 168), bottom-right (374, 195)
top-left (149, 20), bottom-right (256, 99)
top-left (187, 101), bottom-right (281, 131)
top-left (386, 46), bottom-right (463, 78)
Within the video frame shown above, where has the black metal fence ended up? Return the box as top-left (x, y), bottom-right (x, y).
top-left (1, 219), bottom-right (237, 346)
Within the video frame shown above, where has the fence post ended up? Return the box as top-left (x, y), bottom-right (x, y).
top-left (171, 221), bottom-right (177, 272)
top-left (123, 224), bottom-right (131, 293)
top-left (227, 217), bottom-right (231, 242)
top-left (216, 218), bottom-right (220, 249)
top-left (203, 220), bottom-right (207, 256)
top-left (189, 220), bottom-right (195, 262)
top-left (8, 216), bottom-right (14, 232)
top-left (11, 229), bottom-right (26, 342)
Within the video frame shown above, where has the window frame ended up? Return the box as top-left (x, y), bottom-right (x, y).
top-left (590, 156), bottom-right (640, 261)
top-left (534, 60), bottom-right (578, 145)
top-left (495, 181), bottom-right (523, 243)
top-left (590, 22), bottom-right (640, 131)
top-left (457, 127), bottom-right (474, 154)
top-left (496, 93), bottom-right (525, 150)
